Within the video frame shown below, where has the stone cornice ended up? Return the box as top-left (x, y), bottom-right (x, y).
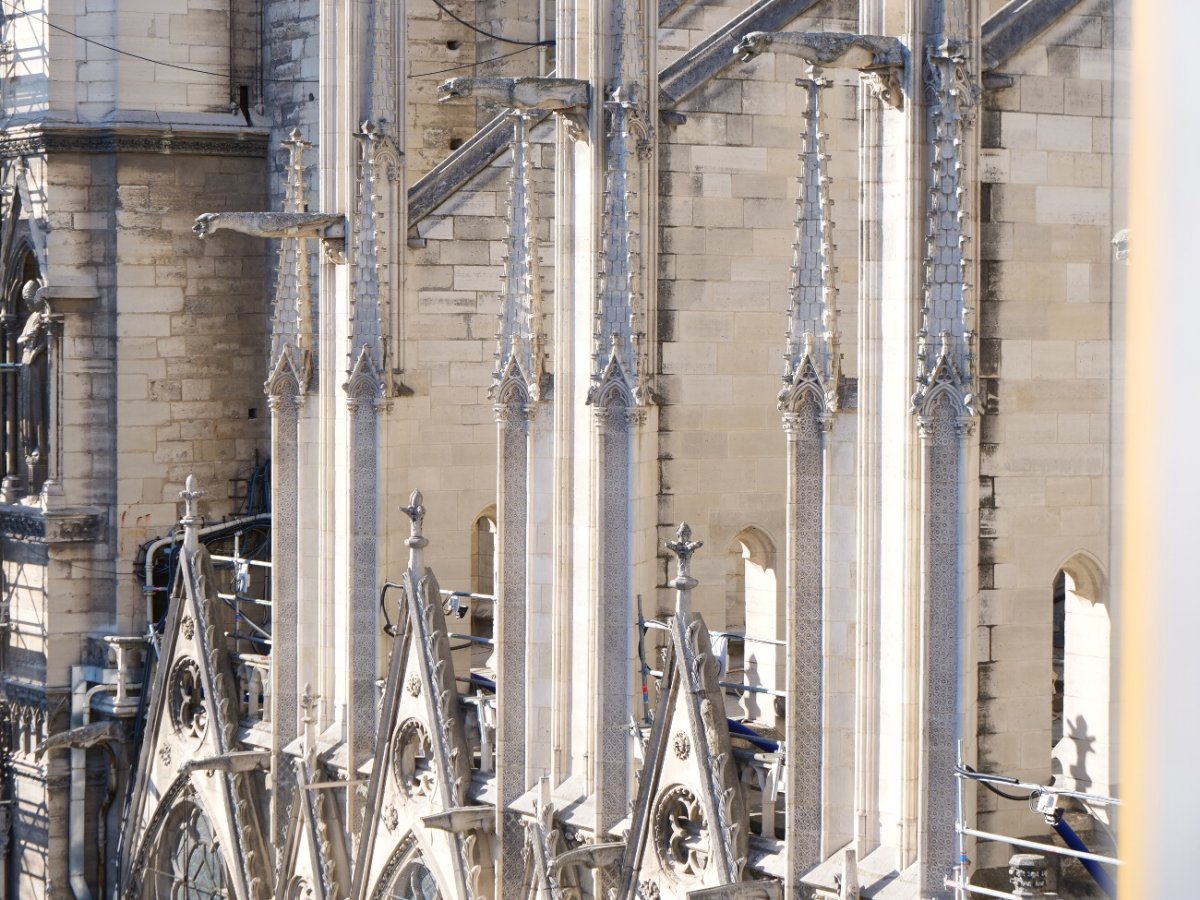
top-left (0, 503), bottom-right (104, 543)
top-left (0, 122), bottom-right (270, 159)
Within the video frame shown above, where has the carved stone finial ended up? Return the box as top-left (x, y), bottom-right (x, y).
top-left (180, 475), bottom-right (205, 550)
top-left (666, 522), bottom-right (702, 593)
top-left (402, 491), bottom-right (429, 565)
top-left (402, 490), bottom-right (425, 537)
top-left (300, 683), bottom-right (317, 724)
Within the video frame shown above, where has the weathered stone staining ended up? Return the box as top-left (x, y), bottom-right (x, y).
top-left (0, 0), bottom-right (1126, 897)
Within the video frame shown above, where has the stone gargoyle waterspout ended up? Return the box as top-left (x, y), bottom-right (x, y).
top-left (734, 30), bottom-right (906, 108)
top-left (437, 75), bottom-right (590, 112)
top-left (192, 211), bottom-right (345, 241)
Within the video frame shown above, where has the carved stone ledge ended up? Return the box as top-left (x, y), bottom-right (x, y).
top-left (438, 76), bottom-right (590, 113)
top-left (0, 504), bottom-right (103, 544)
top-left (0, 123), bottom-right (270, 160)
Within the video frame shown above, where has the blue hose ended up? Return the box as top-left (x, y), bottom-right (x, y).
top-left (726, 718), bottom-right (779, 752)
top-left (1051, 815), bottom-right (1116, 898)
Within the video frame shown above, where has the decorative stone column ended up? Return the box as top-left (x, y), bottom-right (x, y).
top-left (778, 74), bottom-right (841, 896)
top-left (494, 392), bottom-right (529, 895)
top-left (266, 129), bottom-right (314, 854)
top-left (912, 21), bottom-right (980, 897)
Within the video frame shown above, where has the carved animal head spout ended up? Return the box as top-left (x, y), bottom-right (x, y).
top-left (734, 31), bottom-right (773, 63)
top-left (438, 77), bottom-right (475, 102)
top-left (192, 213), bottom-right (220, 239)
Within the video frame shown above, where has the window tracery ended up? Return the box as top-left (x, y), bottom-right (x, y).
top-left (145, 802), bottom-right (229, 900)
top-left (387, 859), bottom-right (441, 900)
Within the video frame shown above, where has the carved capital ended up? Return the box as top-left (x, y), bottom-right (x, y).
top-left (862, 68), bottom-right (904, 109)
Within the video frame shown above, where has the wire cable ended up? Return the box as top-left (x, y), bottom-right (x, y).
top-left (2, 1), bottom-right (545, 85)
top-left (410, 44), bottom-right (542, 79)
top-left (427, 0), bottom-right (553, 46)
top-left (960, 764), bottom-right (1036, 803)
top-left (0, 1), bottom-right (314, 82)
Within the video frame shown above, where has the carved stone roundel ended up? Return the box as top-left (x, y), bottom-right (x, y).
top-left (181, 615), bottom-right (195, 640)
top-left (672, 731), bottom-right (690, 760)
top-left (406, 674), bottom-right (421, 698)
top-left (652, 785), bottom-right (708, 879)
top-left (168, 657), bottom-right (208, 741)
top-left (392, 718), bottom-right (436, 799)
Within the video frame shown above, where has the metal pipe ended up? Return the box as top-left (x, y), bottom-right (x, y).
top-left (955, 741), bottom-right (966, 900)
top-left (69, 677), bottom-right (117, 900)
top-left (440, 589), bottom-right (496, 602)
top-left (1051, 816), bottom-right (1117, 897)
top-left (957, 826), bottom-right (1122, 867)
top-left (96, 743), bottom-right (119, 900)
top-left (717, 679), bottom-right (785, 698)
top-left (142, 512), bottom-right (271, 602)
top-left (448, 632), bottom-right (494, 646)
top-left (942, 880), bottom-right (1017, 900)
top-left (956, 766), bottom-right (1120, 807)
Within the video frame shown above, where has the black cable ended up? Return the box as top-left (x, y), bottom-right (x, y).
top-left (0, 1), bottom-right (316, 83)
top-left (410, 45), bottom-right (542, 79)
top-left (427, 0), bottom-right (553, 46)
top-left (960, 764), bottom-right (1036, 803)
top-left (2, 1), bottom-right (546, 86)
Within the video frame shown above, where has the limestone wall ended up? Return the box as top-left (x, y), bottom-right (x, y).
top-left (975, 0), bottom-right (1121, 861)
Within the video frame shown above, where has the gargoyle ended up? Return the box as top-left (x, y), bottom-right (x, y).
top-left (735, 31), bottom-right (906, 108)
top-left (193, 211), bottom-right (346, 241)
top-left (179, 749), bottom-right (271, 775)
top-left (735, 30), bottom-right (904, 69)
top-left (36, 721), bottom-right (123, 757)
top-left (437, 76), bottom-right (590, 112)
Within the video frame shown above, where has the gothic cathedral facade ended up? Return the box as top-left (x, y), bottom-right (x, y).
top-left (0, 0), bottom-right (1125, 897)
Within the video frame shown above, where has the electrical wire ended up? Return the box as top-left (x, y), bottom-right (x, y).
top-left (427, 0), bottom-right (553, 46)
top-left (960, 764), bottom-right (1036, 803)
top-left (0, 1), bottom-right (314, 83)
top-left (2, 1), bottom-right (546, 85)
top-left (410, 44), bottom-right (542, 79)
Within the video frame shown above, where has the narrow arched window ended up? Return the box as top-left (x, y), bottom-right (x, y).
top-left (469, 509), bottom-right (498, 672)
top-left (471, 509), bottom-right (497, 597)
top-left (1050, 556), bottom-right (1111, 798)
top-left (724, 528), bottom-right (781, 724)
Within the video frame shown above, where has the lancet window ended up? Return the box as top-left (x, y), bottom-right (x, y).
top-left (724, 527), bottom-right (781, 724)
top-left (1049, 555), bottom-right (1110, 795)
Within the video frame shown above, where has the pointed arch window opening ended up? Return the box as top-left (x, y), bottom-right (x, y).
top-left (462, 508), bottom-right (498, 676)
top-left (723, 528), bottom-right (782, 725)
top-left (1048, 557), bottom-right (1111, 798)
top-left (385, 859), bottom-right (442, 900)
top-left (144, 802), bottom-right (230, 900)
